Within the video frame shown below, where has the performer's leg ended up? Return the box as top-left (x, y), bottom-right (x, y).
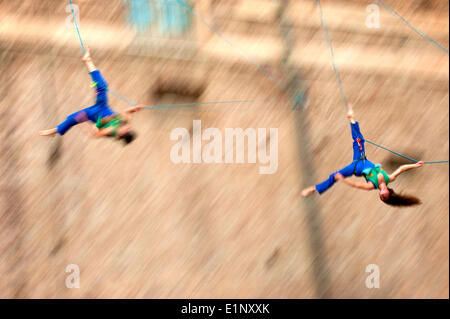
top-left (82, 48), bottom-right (109, 106)
top-left (351, 121), bottom-right (364, 141)
top-left (347, 104), bottom-right (366, 161)
top-left (315, 163), bottom-right (355, 195)
top-left (84, 104), bottom-right (115, 123)
top-left (351, 122), bottom-right (367, 161)
top-left (56, 109), bottom-right (89, 135)
top-left (84, 70), bottom-right (115, 122)
top-left (90, 70), bottom-right (109, 107)
top-left (81, 67), bottom-right (115, 122)
top-left (90, 69), bottom-right (108, 91)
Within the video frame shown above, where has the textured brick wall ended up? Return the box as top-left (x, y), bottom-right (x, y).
top-left (0, 0), bottom-right (448, 298)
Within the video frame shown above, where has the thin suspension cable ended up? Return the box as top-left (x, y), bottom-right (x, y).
top-left (69, 0), bottom-right (134, 106)
top-left (68, 0), bottom-right (448, 164)
top-left (69, 0), bottom-right (86, 55)
top-left (373, 0), bottom-right (449, 56)
top-left (68, 0), bottom-right (276, 109)
top-left (144, 98), bottom-right (278, 110)
top-left (315, 0), bottom-right (349, 110)
top-left (315, 0), bottom-right (448, 164)
top-left (365, 140), bottom-right (449, 164)
top-left (174, 0), bottom-right (296, 103)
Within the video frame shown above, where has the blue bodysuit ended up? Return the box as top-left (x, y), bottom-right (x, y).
top-left (315, 122), bottom-right (377, 194)
top-left (57, 70), bottom-right (116, 135)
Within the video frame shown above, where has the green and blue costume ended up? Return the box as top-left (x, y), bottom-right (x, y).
top-left (315, 122), bottom-right (390, 194)
top-left (57, 70), bottom-right (116, 135)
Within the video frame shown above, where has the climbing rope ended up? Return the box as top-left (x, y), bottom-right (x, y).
top-left (68, 0), bottom-right (139, 107)
top-left (69, 0), bottom-right (85, 54)
top-left (143, 98), bottom-right (279, 110)
top-left (365, 140), bottom-right (448, 165)
top-left (315, 0), bottom-right (349, 110)
top-left (175, 0), bottom-right (448, 164)
top-left (174, 0), bottom-right (296, 103)
top-left (68, 0), bottom-right (448, 164)
top-left (67, 0), bottom-right (275, 110)
top-left (315, 0), bottom-right (448, 164)
top-left (373, 0), bottom-right (449, 56)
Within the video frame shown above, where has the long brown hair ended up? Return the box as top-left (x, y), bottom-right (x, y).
top-left (381, 188), bottom-right (422, 207)
top-left (119, 131), bottom-right (136, 145)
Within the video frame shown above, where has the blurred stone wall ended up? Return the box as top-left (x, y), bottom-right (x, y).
top-left (0, 0), bottom-right (448, 298)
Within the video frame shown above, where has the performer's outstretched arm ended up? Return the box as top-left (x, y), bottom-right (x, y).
top-left (125, 104), bottom-right (144, 114)
top-left (122, 104), bottom-right (144, 121)
top-left (334, 173), bottom-right (374, 190)
top-left (389, 161), bottom-right (424, 183)
top-left (91, 126), bottom-right (114, 138)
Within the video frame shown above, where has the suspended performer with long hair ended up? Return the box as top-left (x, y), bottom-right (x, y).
top-left (301, 104), bottom-right (424, 207)
top-left (39, 48), bottom-right (143, 145)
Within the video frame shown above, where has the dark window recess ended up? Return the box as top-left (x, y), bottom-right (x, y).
top-left (152, 76), bottom-right (205, 101)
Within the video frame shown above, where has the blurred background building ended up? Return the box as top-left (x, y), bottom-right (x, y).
top-left (0, 0), bottom-right (448, 298)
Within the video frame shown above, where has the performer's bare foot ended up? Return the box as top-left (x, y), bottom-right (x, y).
top-left (82, 47), bottom-right (91, 62)
top-left (347, 104), bottom-right (356, 123)
top-left (39, 128), bottom-right (57, 137)
top-left (301, 186), bottom-right (316, 198)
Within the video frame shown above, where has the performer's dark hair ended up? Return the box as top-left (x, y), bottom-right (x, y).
top-left (381, 188), bottom-right (421, 207)
top-left (119, 131), bottom-right (136, 145)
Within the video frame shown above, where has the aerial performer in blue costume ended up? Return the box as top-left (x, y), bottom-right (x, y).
top-left (301, 104), bottom-right (424, 207)
top-left (39, 48), bottom-right (144, 145)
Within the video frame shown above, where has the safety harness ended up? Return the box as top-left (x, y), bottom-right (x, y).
top-left (352, 138), bottom-right (390, 188)
top-left (352, 137), bottom-right (367, 175)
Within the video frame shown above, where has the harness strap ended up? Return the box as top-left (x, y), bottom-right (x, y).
top-left (353, 137), bottom-right (367, 175)
top-left (356, 138), bottom-right (363, 151)
top-left (353, 154), bottom-right (368, 175)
